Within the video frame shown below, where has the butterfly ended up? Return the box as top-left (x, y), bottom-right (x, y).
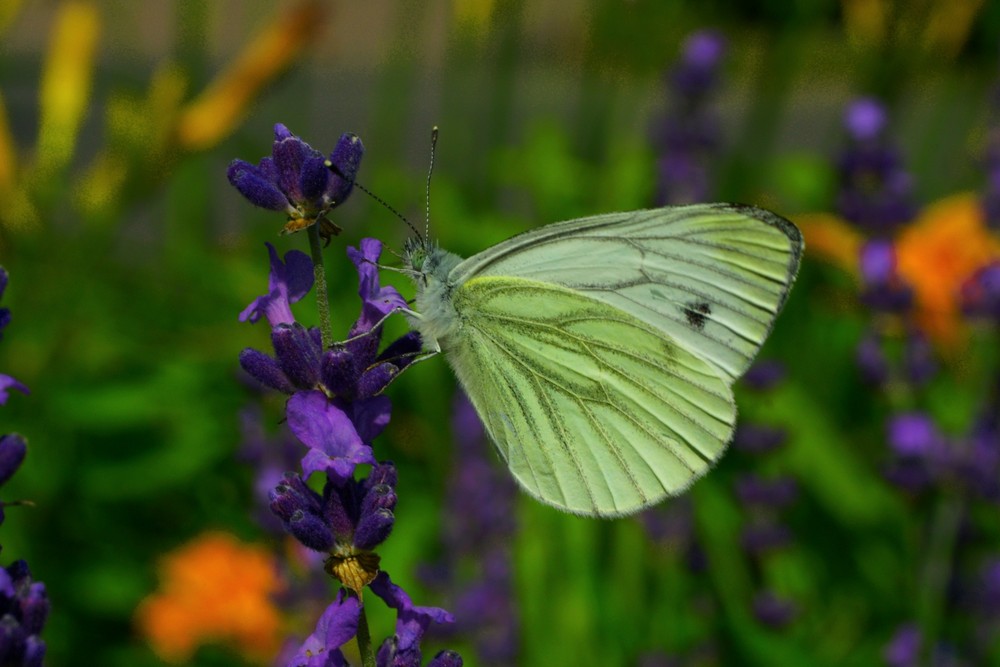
top-left (403, 204), bottom-right (802, 517)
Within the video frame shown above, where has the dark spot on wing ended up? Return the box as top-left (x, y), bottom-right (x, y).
top-left (682, 301), bottom-right (712, 331)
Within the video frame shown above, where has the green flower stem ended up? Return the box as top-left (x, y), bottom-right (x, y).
top-left (356, 600), bottom-right (376, 667)
top-left (917, 491), bottom-right (964, 662)
top-left (307, 223), bottom-right (333, 348)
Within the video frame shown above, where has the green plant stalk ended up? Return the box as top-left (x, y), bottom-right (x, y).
top-left (356, 601), bottom-right (376, 667)
top-left (916, 490), bottom-right (964, 662)
top-left (307, 223), bottom-right (333, 348)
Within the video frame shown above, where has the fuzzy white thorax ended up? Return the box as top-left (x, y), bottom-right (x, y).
top-left (405, 243), bottom-right (465, 351)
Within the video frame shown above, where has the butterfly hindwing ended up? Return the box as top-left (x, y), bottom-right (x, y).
top-left (444, 275), bottom-right (736, 517)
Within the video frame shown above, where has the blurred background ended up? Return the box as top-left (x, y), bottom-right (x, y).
top-left (2, 0), bottom-right (1000, 665)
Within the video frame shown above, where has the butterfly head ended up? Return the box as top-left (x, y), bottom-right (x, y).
top-left (403, 236), bottom-right (431, 275)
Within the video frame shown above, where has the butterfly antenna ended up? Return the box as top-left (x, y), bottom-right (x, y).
top-left (425, 126), bottom-right (439, 242)
top-left (327, 159), bottom-right (422, 241)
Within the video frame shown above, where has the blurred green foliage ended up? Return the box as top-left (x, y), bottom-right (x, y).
top-left (2, 0), bottom-right (1000, 665)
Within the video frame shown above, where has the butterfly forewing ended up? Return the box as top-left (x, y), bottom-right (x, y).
top-left (450, 204), bottom-right (803, 382)
top-left (444, 275), bottom-right (736, 516)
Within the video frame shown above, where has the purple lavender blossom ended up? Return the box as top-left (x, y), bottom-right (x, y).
top-left (882, 412), bottom-right (943, 492)
top-left (371, 571), bottom-right (455, 666)
top-left (228, 124), bottom-right (363, 237)
top-left (654, 30), bottom-right (726, 205)
top-left (0, 561), bottom-right (48, 666)
top-left (859, 239), bottom-right (913, 312)
top-left (883, 623), bottom-right (921, 667)
top-left (268, 462), bottom-right (397, 557)
top-left (836, 98), bottom-right (916, 232)
top-left (888, 413), bottom-right (942, 458)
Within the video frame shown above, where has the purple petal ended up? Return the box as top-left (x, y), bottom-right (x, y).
top-left (377, 332), bottom-right (424, 370)
top-left (741, 360), bottom-right (785, 391)
top-left (279, 249), bottom-right (316, 304)
top-left (883, 624), bottom-right (921, 667)
top-left (888, 413), bottom-right (939, 457)
top-left (349, 238), bottom-right (384, 302)
top-left (364, 462), bottom-right (398, 490)
top-left (681, 30), bottom-right (725, 69)
top-left (0, 567), bottom-right (11, 597)
top-left (20, 582), bottom-right (48, 634)
top-left (274, 133), bottom-right (320, 204)
top-left (845, 98), bottom-right (886, 141)
top-left (0, 434), bottom-right (26, 487)
top-left (274, 123), bottom-right (294, 141)
top-left (356, 363), bottom-right (397, 399)
top-left (320, 348), bottom-right (356, 398)
top-left (291, 592), bottom-right (359, 667)
top-left (0, 375), bottom-right (29, 405)
top-left (23, 637), bottom-right (45, 667)
top-left (300, 155), bottom-right (330, 204)
top-left (240, 347), bottom-right (295, 394)
top-left (272, 324), bottom-right (323, 390)
top-left (348, 239), bottom-right (407, 332)
top-left (240, 243), bottom-right (314, 327)
top-left (369, 571), bottom-right (454, 653)
top-left (227, 159), bottom-right (293, 212)
top-left (288, 511), bottom-right (335, 552)
top-left (351, 396), bottom-right (392, 443)
top-left (325, 133), bottom-right (364, 204)
top-left (286, 391), bottom-right (375, 480)
top-left (239, 348), bottom-right (296, 394)
top-left (353, 508), bottom-right (394, 550)
top-left (859, 239), bottom-right (896, 285)
top-left (427, 650), bottom-right (464, 667)
top-left (0, 266), bottom-right (8, 301)
top-left (322, 480), bottom-right (355, 540)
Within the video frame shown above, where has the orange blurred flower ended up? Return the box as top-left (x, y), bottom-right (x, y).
top-left (797, 193), bottom-right (1000, 349)
top-left (175, 1), bottom-right (326, 151)
top-left (135, 531), bottom-right (286, 664)
top-left (896, 194), bottom-right (1000, 346)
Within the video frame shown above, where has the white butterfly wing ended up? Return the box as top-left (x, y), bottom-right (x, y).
top-left (451, 204), bottom-right (803, 382)
top-left (444, 276), bottom-right (735, 516)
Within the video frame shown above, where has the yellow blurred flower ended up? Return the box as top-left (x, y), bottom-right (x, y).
top-left (36, 0), bottom-right (100, 176)
top-left (797, 193), bottom-right (1000, 349)
top-left (135, 531), bottom-right (285, 664)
